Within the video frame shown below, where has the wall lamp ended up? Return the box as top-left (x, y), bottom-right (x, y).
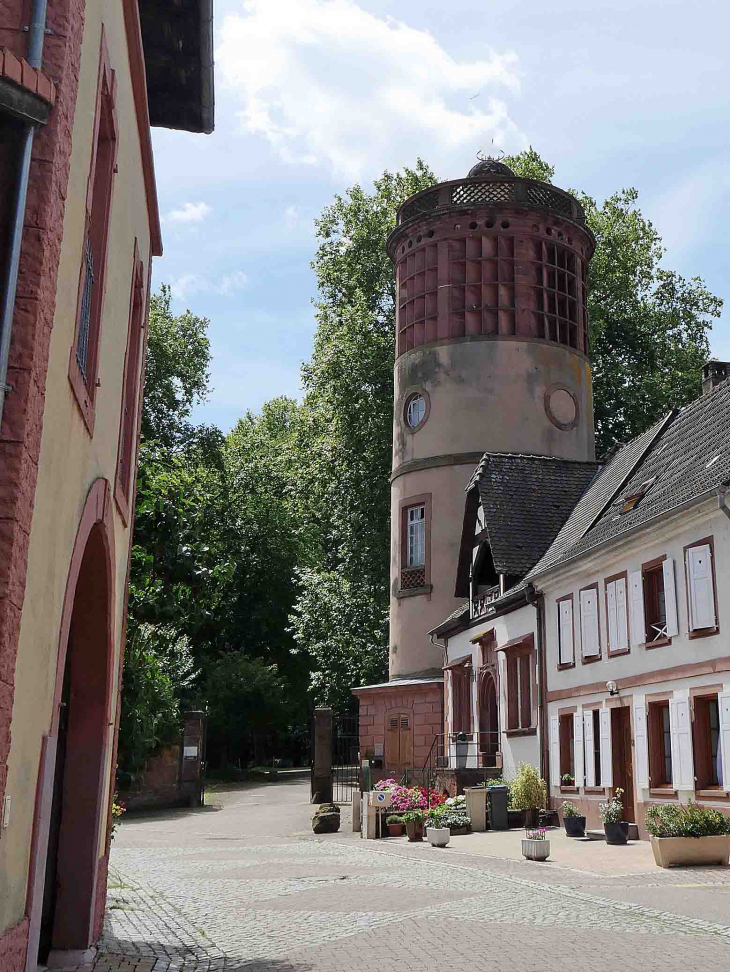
top-left (606, 680), bottom-right (619, 697)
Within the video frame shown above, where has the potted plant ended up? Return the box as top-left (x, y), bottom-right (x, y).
top-left (425, 806), bottom-right (451, 847)
top-left (386, 814), bottom-right (404, 837)
top-left (646, 802), bottom-right (730, 868)
top-left (521, 827), bottom-right (550, 861)
top-left (510, 763), bottom-right (547, 829)
top-left (561, 801), bottom-right (586, 838)
top-left (599, 788), bottom-right (628, 845)
top-left (561, 773), bottom-right (575, 787)
top-left (402, 810), bottom-right (426, 842)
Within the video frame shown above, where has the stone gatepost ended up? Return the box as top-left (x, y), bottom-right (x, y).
top-left (311, 707), bottom-right (333, 803)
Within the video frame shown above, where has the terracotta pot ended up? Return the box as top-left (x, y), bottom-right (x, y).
top-left (387, 823), bottom-right (404, 837)
top-left (564, 815), bottom-right (586, 838)
top-left (651, 835), bottom-right (730, 868)
top-left (405, 819), bottom-right (424, 842)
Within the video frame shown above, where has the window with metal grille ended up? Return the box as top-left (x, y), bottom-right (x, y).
top-left (400, 496), bottom-right (430, 592)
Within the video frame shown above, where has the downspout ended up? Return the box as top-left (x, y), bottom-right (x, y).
top-left (0, 0), bottom-right (49, 430)
top-left (526, 584), bottom-right (549, 793)
top-left (429, 631), bottom-right (448, 668)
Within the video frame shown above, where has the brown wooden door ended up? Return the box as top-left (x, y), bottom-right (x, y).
top-left (611, 706), bottom-right (635, 822)
top-left (385, 712), bottom-right (413, 771)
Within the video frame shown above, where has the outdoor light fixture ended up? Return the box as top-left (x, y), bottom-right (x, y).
top-left (606, 680), bottom-right (619, 696)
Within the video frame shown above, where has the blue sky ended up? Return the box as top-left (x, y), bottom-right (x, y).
top-left (150, 0), bottom-right (730, 433)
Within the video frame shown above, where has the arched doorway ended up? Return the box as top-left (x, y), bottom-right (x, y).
top-left (34, 481), bottom-right (116, 962)
top-left (478, 672), bottom-right (499, 767)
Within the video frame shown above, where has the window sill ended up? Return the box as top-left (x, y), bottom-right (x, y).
top-left (689, 627), bottom-right (720, 640)
top-left (557, 661), bottom-right (575, 671)
top-left (648, 788), bottom-right (677, 798)
top-left (395, 584), bottom-right (432, 600)
top-left (560, 785), bottom-right (579, 793)
top-left (607, 648), bottom-right (630, 657)
top-left (584, 787), bottom-right (605, 794)
top-left (68, 346), bottom-right (95, 436)
top-left (505, 726), bottom-right (537, 738)
top-left (696, 788), bottom-right (730, 800)
top-left (644, 637), bottom-right (671, 650)
top-left (581, 654), bottom-right (602, 664)
top-left (114, 477), bottom-right (131, 527)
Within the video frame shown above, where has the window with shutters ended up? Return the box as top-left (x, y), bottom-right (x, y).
top-left (643, 559), bottom-right (667, 644)
top-left (604, 571), bottom-right (629, 655)
top-left (556, 594), bottom-right (575, 669)
top-left (693, 695), bottom-right (724, 790)
top-left (450, 663), bottom-right (473, 733)
top-left (385, 710), bottom-right (414, 768)
top-left (68, 29), bottom-right (118, 434)
top-left (648, 701), bottom-right (673, 788)
top-left (115, 246), bottom-right (146, 523)
top-left (559, 713), bottom-right (574, 782)
top-left (579, 583), bottom-right (601, 662)
top-left (684, 536), bottom-right (719, 638)
top-left (590, 708), bottom-right (601, 785)
top-left (504, 635), bottom-right (536, 735)
top-left (398, 494), bottom-right (431, 594)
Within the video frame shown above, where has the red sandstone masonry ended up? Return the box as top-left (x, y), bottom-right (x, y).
top-left (0, 918), bottom-right (29, 972)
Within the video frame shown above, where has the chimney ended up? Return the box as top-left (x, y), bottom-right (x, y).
top-left (702, 360), bottom-right (730, 397)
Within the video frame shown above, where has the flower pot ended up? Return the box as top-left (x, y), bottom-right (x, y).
top-left (524, 807), bottom-right (540, 828)
top-left (522, 838), bottom-right (550, 861)
top-left (564, 815), bottom-right (586, 838)
top-left (405, 819), bottom-right (424, 842)
top-left (387, 823), bottom-right (404, 837)
top-left (449, 825), bottom-right (470, 836)
top-left (426, 826), bottom-right (450, 847)
top-left (604, 821), bottom-right (628, 845)
top-left (650, 835), bottom-right (730, 868)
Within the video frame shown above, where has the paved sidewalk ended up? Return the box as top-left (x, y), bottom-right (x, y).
top-left (87, 779), bottom-right (730, 972)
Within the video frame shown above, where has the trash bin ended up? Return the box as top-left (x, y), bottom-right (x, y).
top-left (486, 785), bottom-right (509, 831)
top-left (455, 731), bottom-right (469, 769)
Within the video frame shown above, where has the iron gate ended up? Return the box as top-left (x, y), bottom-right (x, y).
top-left (332, 712), bottom-right (359, 804)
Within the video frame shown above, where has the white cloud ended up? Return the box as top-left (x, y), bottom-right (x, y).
top-left (170, 270), bottom-right (248, 302)
top-left (166, 201), bottom-right (213, 224)
top-left (218, 0), bottom-right (522, 181)
top-left (284, 205), bottom-right (300, 231)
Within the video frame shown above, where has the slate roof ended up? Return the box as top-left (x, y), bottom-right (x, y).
top-left (528, 378), bottom-right (730, 579)
top-left (469, 453), bottom-right (600, 576)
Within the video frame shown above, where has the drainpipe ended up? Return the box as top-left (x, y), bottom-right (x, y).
top-left (526, 584), bottom-right (549, 792)
top-left (0, 0), bottom-right (49, 431)
top-left (429, 631), bottom-right (448, 667)
top-left (717, 487), bottom-right (730, 522)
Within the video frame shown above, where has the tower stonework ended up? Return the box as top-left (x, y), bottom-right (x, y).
top-left (354, 159), bottom-right (596, 778)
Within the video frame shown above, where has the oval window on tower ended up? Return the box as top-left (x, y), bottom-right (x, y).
top-left (405, 392), bottom-right (428, 431)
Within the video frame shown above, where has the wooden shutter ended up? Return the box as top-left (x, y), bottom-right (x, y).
top-left (550, 716), bottom-right (560, 787)
top-left (718, 692), bottom-right (730, 792)
top-left (686, 545), bottom-right (716, 631)
top-left (606, 581), bottom-right (618, 651)
top-left (580, 588), bottom-right (600, 657)
top-left (558, 599), bottom-right (574, 664)
top-left (669, 698), bottom-right (694, 790)
top-left (629, 570), bottom-right (645, 648)
top-left (633, 703), bottom-right (649, 788)
top-left (662, 558), bottom-right (679, 637)
top-left (599, 708), bottom-right (613, 787)
top-left (573, 710), bottom-right (584, 788)
top-left (583, 710), bottom-right (595, 787)
top-left (615, 578), bottom-right (628, 649)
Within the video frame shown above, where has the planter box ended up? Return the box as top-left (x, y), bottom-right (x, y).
top-left (507, 809), bottom-right (526, 829)
top-left (604, 821), bottom-right (628, 845)
top-left (464, 787), bottom-right (488, 832)
top-left (449, 825), bottom-right (471, 836)
top-left (522, 838), bottom-right (550, 861)
top-left (651, 835), bottom-right (730, 868)
top-left (426, 826), bottom-right (450, 847)
top-left (405, 819), bottom-right (424, 842)
top-left (387, 823), bottom-right (404, 837)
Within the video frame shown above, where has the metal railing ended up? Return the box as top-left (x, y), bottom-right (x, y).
top-left (472, 585), bottom-right (501, 619)
top-left (423, 731), bottom-right (502, 805)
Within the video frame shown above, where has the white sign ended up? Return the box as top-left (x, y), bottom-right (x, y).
top-left (184, 746), bottom-right (198, 758)
top-left (370, 790), bottom-right (392, 807)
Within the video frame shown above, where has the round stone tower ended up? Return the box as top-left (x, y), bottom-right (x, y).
top-left (387, 157), bottom-right (596, 678)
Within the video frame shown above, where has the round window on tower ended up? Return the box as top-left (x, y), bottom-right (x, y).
top-left (404, 391), bottom-right (429, 432)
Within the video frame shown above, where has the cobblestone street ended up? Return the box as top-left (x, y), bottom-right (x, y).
top-left (91, 778), bottom-right (730, 972)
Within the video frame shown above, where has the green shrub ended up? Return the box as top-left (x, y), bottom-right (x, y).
top-left (645, 802), bottom-right (730, 838)
top-left (510, 763), bottom-right (547, 810)
top-left (386, 814), bottom-right (403, 825)
top-left (401, 810), bottom-right (425, 822)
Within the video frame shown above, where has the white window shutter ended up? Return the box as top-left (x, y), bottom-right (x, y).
top-left (718, 692), bottom-right (730, 792)
top-left (662, 558), bottom-right (679, 638)
top-left (599, 707), bottom-right (613, 787)
top-left (583, 710), bottom-right (595, 787)
top-left (580, 589), bottom-right (600, 657)
top-left (629, 570), bottom-right (645, 648)
top-left (616, 578), bottom-right (628, 649)
top-left (606, 581), bottom-right (618, 651)
top-left (550, 716), bottom-right (560, 787)
top-left (687, 545), bottom-right (716, 631)
top-left (633, 704), bottom-right (649, 788)
top-left (559, 599), bottom-right (574, 665)
top-left (573, 710), bottom-right (584, 787)
top-left (669, 698), bottom-right (694, 790)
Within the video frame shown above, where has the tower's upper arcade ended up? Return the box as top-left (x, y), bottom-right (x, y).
top-left (387, 160), bottom-right (595, 361)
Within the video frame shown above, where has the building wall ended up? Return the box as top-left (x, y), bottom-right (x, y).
top-left (541, 501), bottom-right (730, 834)
top-left (356, 681), bottom-right (444, 779)
top-left (0, 0), bottom-right (152, 946)
top-left (443, 603), bottom-right (541, 782)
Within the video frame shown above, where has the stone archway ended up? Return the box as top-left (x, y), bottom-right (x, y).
top-left (478, 672), bottom-right (499, 766)
top-left (27, 480), bottom-right (116, 966)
